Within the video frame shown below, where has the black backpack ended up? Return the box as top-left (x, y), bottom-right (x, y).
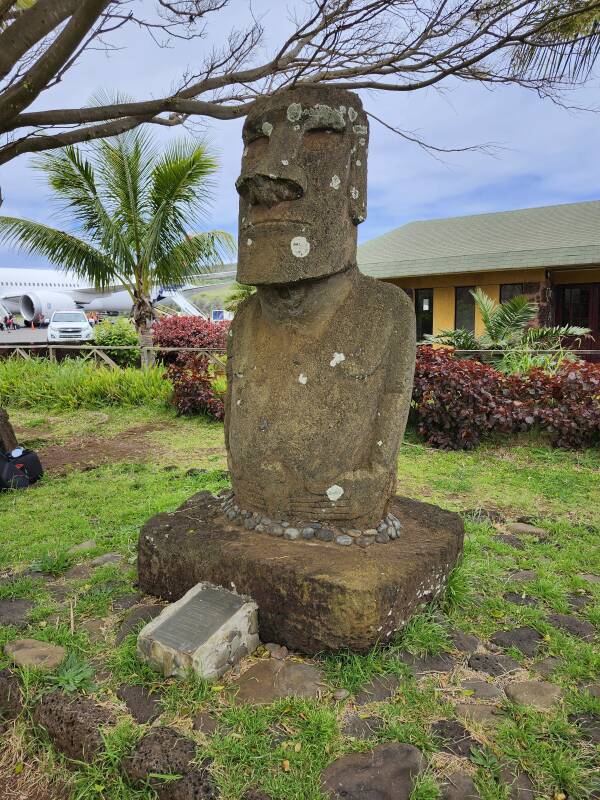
top-left (0, 452), bottom-right (29, 490)
top-left (0, 448), bottom-right (43, 490)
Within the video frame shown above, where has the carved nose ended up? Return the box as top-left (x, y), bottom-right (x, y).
top-left (236, 173), bottom-right (303, 207)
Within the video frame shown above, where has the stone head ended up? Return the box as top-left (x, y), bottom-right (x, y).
top-left (236, 85), bottom-right (368, 285)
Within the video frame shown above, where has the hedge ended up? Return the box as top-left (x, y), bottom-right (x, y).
top-left (413, 346), bottom-right (600, 450)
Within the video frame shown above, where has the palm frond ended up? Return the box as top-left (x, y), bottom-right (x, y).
top-left (470, 289), bottom-right (496, 335)
top-left (148, 141), bottom-right (219, 256)
top-left (511, 1), bottom-right (600, 81)
top-left (481, 293), bottom-right (537, 345)
top-left (153, 230), bottom-right (235, 287)
top-left (33, 146), bottom-right (135, 275)
top-left (0, 217), bottom-right (116, 285)
top-left (525, 324), bottom-right (592, 348)
top-left (424, 328), bottom-right (479, 349)
top-left (142, 143), bottom-right (220, 276)
top-left (95, 130), bottom-right (156, 260)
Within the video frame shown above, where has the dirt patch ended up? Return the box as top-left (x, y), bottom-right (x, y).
top-left (36, 422), bottom-right (172, 475)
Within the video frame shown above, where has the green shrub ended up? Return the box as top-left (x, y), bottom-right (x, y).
top-left (0, 357), bottom-right (171, 410)
top-left (93, 318), bottom-right (139, 367)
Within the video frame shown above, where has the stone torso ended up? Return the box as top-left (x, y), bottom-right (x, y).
top-left (226, 273), bottom-right (409, 524)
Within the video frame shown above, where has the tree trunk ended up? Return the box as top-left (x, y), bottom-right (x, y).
top-left (133, 291), bottom-right (155, 369)
top-left (0, 406), bottom-right (18, 452)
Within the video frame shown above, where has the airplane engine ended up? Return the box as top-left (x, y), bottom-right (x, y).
top-left (19, 291), bottom-right (78, 323)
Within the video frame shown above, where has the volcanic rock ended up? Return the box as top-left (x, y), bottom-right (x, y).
top-left (504, 680), bottom-right (563, 710)
top-left (33, 690), bottom-right (115, 761)
top-left (320, 742), bottom-right (424, 800)
top-left (490, 627), bottom-right (543, 658)
top-left (231, 659), bottom-right (324, 705)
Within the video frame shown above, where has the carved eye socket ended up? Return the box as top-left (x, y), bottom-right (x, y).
top-left (302, 127), bottom-right (340, 149)
top-left (245, 134), bottom-right (269, 157)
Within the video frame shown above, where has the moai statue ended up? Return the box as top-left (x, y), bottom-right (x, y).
top-left (225, 85), bottom-right (416, 531)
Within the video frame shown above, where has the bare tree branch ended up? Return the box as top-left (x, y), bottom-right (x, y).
top-left (0, 0), bottom-right (599, 168)
top-left (0, 0), bottom-right (80, 82)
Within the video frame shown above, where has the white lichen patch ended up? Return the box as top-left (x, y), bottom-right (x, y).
top-left (246, 238), bottom-right (253, 246)
top-left (356, 159), bottom-right (361, 166)
top-left (351, 187), bottom-right (359, 199)
top-left (330, 352), bottom-right (346, 367)
top-left (353, 124), bottom-right (368, 135)
top-left (377, 440), bottom-right (383, 446)
top-left (330, 175), bottom-right (341, 190)
top-left (298, 373), bottom-right (308, 385)
top-left (236, 399), bottom-right (242, 406)
top-left (326, 484), bottom-right (344, 502)
top-left (348, 107), bottom-right (358, 122)
top-left (243, 146), bottom-right (248, 156)
top-left (290, 236), bottom-right (310, 258)
top-left (261, 121), bottom-right (273, 137)
top-left (281, 159), bottom-right (289, 166)
top-left (287, 103), bottom-right (302, 122)
top-left (308, 104), bottom-right (345, 129)
top-left (359, 137), bottom-right (366, 146)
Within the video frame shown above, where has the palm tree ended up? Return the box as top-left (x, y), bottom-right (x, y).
top-left (224, 282), bottom-right (256, 314)
top-left (0, 130), bottom-right (233, 366)
top-left (426, 289), bottom-right (590, 373)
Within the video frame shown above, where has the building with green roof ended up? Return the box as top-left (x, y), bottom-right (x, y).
top-left (358, 200), bottom-right (600, 351)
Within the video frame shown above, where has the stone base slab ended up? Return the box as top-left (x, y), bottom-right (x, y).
top-left (138, 492), bottom-right (464, 654)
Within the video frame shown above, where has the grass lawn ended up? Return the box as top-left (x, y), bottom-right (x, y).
top-left (0, 406), bottom-right (598, 800)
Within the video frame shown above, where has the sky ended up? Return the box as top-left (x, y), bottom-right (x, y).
top-left (1, 0), bottom-right (599, 270)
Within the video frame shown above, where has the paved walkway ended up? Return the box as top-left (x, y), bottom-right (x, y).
top-left (0, 328), bottom-right (48, 344)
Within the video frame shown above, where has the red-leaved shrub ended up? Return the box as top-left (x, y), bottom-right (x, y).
top-left (412, 346), bottom-right (515, 449)
top-left (509, 362), bottom-right (600, 449)
top-left (153, 316), bottom-right (228, 418)
top-left (153, 316), bottom-right (228, 365)
top-left (413, 346), bottom-right (600, 450)
top-left (166, 353), bottom-right (225, 420)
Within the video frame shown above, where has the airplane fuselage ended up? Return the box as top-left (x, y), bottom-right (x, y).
top-left (0, 267), bottom-right (132, 322)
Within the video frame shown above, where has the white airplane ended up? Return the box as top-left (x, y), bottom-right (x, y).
top-left (0, 266), bottom-right (237, 323)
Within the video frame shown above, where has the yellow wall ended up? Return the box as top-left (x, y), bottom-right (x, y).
top-left (384, 266), bottom-right (600, 335)
top-left (551, 267), bottom-right (600, 285)
top-left (387, 268), bottom-right (546, 290)
top-left (432, 287), bottom-right (454, 334)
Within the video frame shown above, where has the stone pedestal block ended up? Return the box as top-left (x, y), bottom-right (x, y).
top-left (138, 492), bottom-right (463, 655)
top-left (137, 582), bottom-right (259, 679)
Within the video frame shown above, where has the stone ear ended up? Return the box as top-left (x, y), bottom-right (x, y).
top-left (349, 147), bottom-right (367, 225)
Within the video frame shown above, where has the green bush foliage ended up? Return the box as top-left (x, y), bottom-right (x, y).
top-left (0, 357), bottom-right (171, 409)
top-left (93, 318), bottom-right (139, 367)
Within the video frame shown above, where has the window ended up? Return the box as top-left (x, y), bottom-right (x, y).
top-left (51, 312), bottom-right (87, 323)
top-left (558, 285), bottom-right (592, 328)
top-left (455, 286), bottom-right (475, 332)
top-left (500, 283), bottom-right (539, 303)
top-left (414, 288), bottom-right (433, 341)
